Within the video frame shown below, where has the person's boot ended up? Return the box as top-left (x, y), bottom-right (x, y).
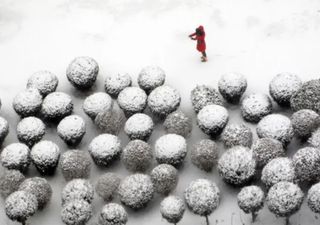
top-left (201, 56), bottom-right (207, 62)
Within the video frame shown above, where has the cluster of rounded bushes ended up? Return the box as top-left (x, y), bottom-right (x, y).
top-left (0, 56), bottom-right (320, 225)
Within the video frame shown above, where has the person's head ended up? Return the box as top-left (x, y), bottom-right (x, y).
top-left (196, 26), bottom-right (204, 36)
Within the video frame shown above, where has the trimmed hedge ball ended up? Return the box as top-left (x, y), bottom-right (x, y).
top-left (190, 85), bottom-right (223, 113)
top-left (61, 199), bottom-right (92, 225)
top-left (308, 127), bottom-right (320, 148)
top-left (5, 190), bottom-right (38, 224)
top-left (218, 146), bottom-right (256, 186)
top-left (256, 114), bottom-right (294, 146)
top-left (88, 134), bottom-right (122, 167)
top-left (30, 140), bottom-right (60, 175)
top-left (0, 169), bottom-right (25, 198)
top-left (151, 164), bottom-right (178, 195)
top-left (95, 172), bottom-right (120, 202)
top-left (269, 73), bottom-right (302, 106)
top-left (307, 182), bottom-right (320, 214)
top-left (60, 150), bottom-right (91, 181)
top-left (18, 177), bottom-right (52, 209)
top-left (66, 56), bottom-right (99, 90)
top-left (0, 116), bottom-right (9, 145)
top-left (148, 85), bottom-right (181, 118)
top-left (291, 109), bottom-right (320, 140)
top-left (218, 73), bottom-right (247, 103)
top-left (252, 138), bottom-right (285, 168)
top-left (138, 66), bottom-right (166, 93)
top-left (62, 179), bottom-right (94, 205)
top-left (17, 116), bottom-right (45, 147)
top-left (83, 92), bottom-right (113, 119)
top-left (241, 93), bottom-right (272, 123)
top-left (291, 79), bottom-right (320, 113)
top-left (292, 147), bottom-right (320, 183)
top-left (1, 143), bottom-right (30, 172)
top-left (237, 185), bottom-right (264, 221)
top-left (117, 87), bottom-right (147, 117)
top-left (13, 88), bottom-right (42, 117)
top-left (155, 134), bottom-right (187, 167)
top-left (266, 181), bottom-right (304, 218)
top-left (57, 115), bottom-right (86, 146)
top-left (98, 203), bottom-right (128, 225)
top-left (105, 73), bottom-right (132, 98)
top-left (41, 92), bottom-right (73, 122)
top-left (94, 107), bottom-right (125, 135)
top-left (261, 157), bottom-right (296, 189)
top-left (190, 139), bottom-right (219, 172)
top-left (197, 104), bottom-right (229, 137)
top-left (160, 196), bottom-right (185, 224)
top-left (184, 179), bottom-right (220, 217)
top-left (118, 173), bottom-right (154, 209)
top-left (124, 113), bottom-right (154, 141)
top-left (221, 123), bottom-right (253, 148)
top-left (163, 110), bottom-right (192, 137)
top-left (27, 70), bottom-right (58, 96)
top-left (121, 140), bottom-right (152, 172)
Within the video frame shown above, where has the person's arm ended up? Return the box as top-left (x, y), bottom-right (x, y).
top-left (189, 33), bottom-right (196, 38)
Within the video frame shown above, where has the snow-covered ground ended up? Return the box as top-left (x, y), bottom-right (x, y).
top-left (0, 0), bottom-right (320, 224)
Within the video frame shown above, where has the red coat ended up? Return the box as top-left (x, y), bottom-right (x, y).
top-left (190, 26), bottom-right (206, 52)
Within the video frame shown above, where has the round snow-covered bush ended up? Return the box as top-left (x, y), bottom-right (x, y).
top-left (291, 109), bottom-right (320, 140)
top-left (5, 191), bottom-right (38, 224)
top-left (61, 199), bottom-right (92, 225)
top-left (190, 139), bottom-right (219, 172)
top-left (266, 181), bottom-right (304, 218)
top-left (118, 174), bottom-right (154, 209)
top-left (256, 114), bottom-right (294, 146)
top-left (292, 147), bottom-right (320, 183)
top-left (148, 85), bottom-right (181, 118)
top-left (138, 66), bottom-right (166, 93)
top-left (30, 140), bottom-right (60, 175)
top-left (290, 79), bottom-right (320, 113)
top-left (60, 150), bottom-right (91, 181)
top-left (117, 87), bottom-right (147, 117)
top-left (261, 157), bottom-right (296, 188)
top-left (221, 123), bottom-right (252, 148)
top-left (164, 110), bottom-right (192, 137)
top-left (105, 73), bottom-right (132, 97)
top-left (61, 179), bottom-right (94, 205)
top-left (83, 92), bottom-right (113, 119)
top-left (27, 70), bottom-right (58, 96)
top-left (57, 115), bottom-right (86, 146)
top-left (0, 169), bottom-right (25, 198)
top-left (160, 196), bottom-right (185, 224)
top-left (237, 185), bottom-right (264, 218)
top-left (124, 113), bottom-right (154, 141)
top-left (66, 56), bottom-right (99, 90)
top-left (17, 116), bottom-right (45, 147)
top-left (218, 73), bottom-right (247, 103)
top-left (41, 92), bottom-right (73, 122)
top-left (155, 134), bottom-right (187, 167)
top-left (95, 173), bottom-right (120, 202)
top-left (241, 93), bottom-right (272, 123)
top-left (98, 203), bottom-right (128, 225)
top-left (197, 104), bottom-right (228, 137)
top-left (184, 179), bottom-right (220, 216)
top-left (307, 182), bottom-right (320, 214)
top-left (1, 143), bottom-right (30, 172)
top-left (218, 146), bottom-right (256, 186)
top-left (121, 140), bottom-right (152, 172)
top-left (252, 138), bottom-right (285, 168)
top-left (191, 85), bottom-right (223, 113)
top-left (151, 164), bottom-right (178, 195)
top-left (88, 134), bottom-right (122, 167)
top-left (269, 73), bottom-right (302, 106)
top-left (13, 88), bottom-right (42, 117)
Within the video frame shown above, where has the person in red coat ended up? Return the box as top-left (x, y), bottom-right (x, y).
top-left (189, 25), bottom-right (207, 62)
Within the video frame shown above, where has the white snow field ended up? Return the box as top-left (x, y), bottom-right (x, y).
top-left (0, 0), bottom-right (320, 224)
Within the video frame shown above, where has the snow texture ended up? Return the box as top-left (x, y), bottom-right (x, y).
top-left (57, 115), bottom-right (86, 146)
top-left (27, 70), bottom-right (59, 96)
top-left (13, 88), bottom-right (42, 117)
top-left (117, 87), bottom-right (147, 117)
top-left (138, 66), bottom-right (166, 93)
top-left (218, 73), bottom-right (247, 103)
top-left (0, 143), bottom-right (30, 172)
top-left (160, 195), bottom-right (185, 224)
top-left (98, 203), bottom-right (128, 225)
top-left (124, 113), bottom-right (154, 141)
top-left (190, 85), bottom-right (223, 113)
top-left (83, 92), bottom-right (113, 119)
top-left (104, 73), bottom-right (132, 98)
